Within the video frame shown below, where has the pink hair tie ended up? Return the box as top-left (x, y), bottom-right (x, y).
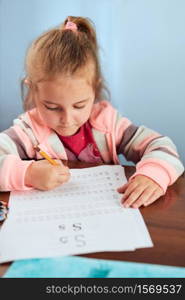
top-left (65, 21), bottom-right (77, 32)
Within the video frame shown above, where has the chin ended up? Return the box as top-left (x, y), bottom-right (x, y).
top-left (56, 127), bottom-right (79, 136)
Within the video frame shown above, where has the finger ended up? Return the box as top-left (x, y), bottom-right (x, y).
top-left (59, 170), bottom-right (71, 179)
top-left (59, 168), bottom-right (70, 175)
top-left (55, 160), bottom-right (70, 172)
top-left (131, 186), bottom-right (156, 208)
top-left (121, 180), bottom-right (140, 202)
top-left (143, 188), bottom-right (163, 207)
top-left (121, 185), bottom-right (145, 208)
top-left (58, 173), bottom-right (71, 184)
top-left (117, 182), bottom-right (129, 193)
top-left (56, 162), bottom-right (70, 173)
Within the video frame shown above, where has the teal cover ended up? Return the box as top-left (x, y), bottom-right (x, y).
top-left (3, 256), bottom-right (185, 278)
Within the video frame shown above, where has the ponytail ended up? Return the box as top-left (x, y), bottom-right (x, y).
top-left (23, 16), bottom-right (109, 110)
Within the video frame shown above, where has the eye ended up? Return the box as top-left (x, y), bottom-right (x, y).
top-left (74, 106), bottom-right (85, 109)
top-left (44, 105), bottom-right (61, 111)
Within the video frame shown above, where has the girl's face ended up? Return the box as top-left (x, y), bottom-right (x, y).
top-left (35, 74), bottom-right (95, 136)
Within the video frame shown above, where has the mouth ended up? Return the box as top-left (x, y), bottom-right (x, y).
top-left (57, 125), bottom-right (79, 136)
top-left (59, 123), bottom-right (74, 127)
top-left (59, 126), bottom-right (74, 129)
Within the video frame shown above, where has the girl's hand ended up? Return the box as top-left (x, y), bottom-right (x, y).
top-left (25, 159), bottom-right (70, 190)
top-left (117, 175), bottom-right (163, 208)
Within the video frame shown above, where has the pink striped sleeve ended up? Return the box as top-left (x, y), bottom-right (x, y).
top-left (0, 155), bottom-right (34, 191)
top-left (115, 117), bottom-right (132, 147)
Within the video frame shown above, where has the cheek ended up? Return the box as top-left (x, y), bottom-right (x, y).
top-left (38, 107), bottom-right (57, 126)
top-left (82, 102), bottom-right (94, 119)
top-left (35, 100), bottom-right (56, 127)
top-left (77, 107), bottom-right (92, 123)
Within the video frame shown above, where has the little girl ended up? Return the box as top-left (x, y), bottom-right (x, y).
top-left (0, 16), bottom-right (184, 209)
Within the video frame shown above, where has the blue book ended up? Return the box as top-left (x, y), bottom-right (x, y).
top-left (3, 256), bottom-right (185, 278)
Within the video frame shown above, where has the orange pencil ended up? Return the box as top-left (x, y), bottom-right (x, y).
top-left (35, 146), bottom-right (59, 166)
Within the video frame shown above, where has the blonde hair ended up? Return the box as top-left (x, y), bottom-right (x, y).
top-left (21, 16), bottom-right (109, 111)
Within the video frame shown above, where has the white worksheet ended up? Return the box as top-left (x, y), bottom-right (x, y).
top-left (0, 165), bottom-right (153, 263)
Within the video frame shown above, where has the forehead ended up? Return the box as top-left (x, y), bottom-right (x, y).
top-left (36, 62), bottom-right (95, 94)
top-left (37, 76), bottom-right (92, 95)
top-left (35, 76), bottom-right (94, 107)
top-left (37, 63), bottom-right (95, 100)
top-left (37, 59), bottom-right (95, 86)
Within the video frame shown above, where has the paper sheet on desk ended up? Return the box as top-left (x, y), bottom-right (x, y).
top-left (0, 165), bottom-right (153, 263)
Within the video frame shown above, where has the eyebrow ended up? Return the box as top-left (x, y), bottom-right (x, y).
top-left (44, 99), bottom-right (89, 105)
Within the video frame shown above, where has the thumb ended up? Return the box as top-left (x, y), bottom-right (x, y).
top-left (117, 182), bottom-right (129, 193)
top-left (55, 160), bottom-right (70, 173)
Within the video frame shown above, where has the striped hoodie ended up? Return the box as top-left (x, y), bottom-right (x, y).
top-left (0, 100), bottom-right (184, 191)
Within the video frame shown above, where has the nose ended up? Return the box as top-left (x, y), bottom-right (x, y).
top-left (60, 110), bottom-right (73, 126)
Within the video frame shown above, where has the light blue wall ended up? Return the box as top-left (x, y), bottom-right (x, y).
top-left (0, 0), bottom-right (185, 164)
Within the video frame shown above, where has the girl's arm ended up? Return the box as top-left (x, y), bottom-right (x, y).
top-left (116, 120), bottom-right (184, 193)
top-left (0, 121), bottom-right (36, 191)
